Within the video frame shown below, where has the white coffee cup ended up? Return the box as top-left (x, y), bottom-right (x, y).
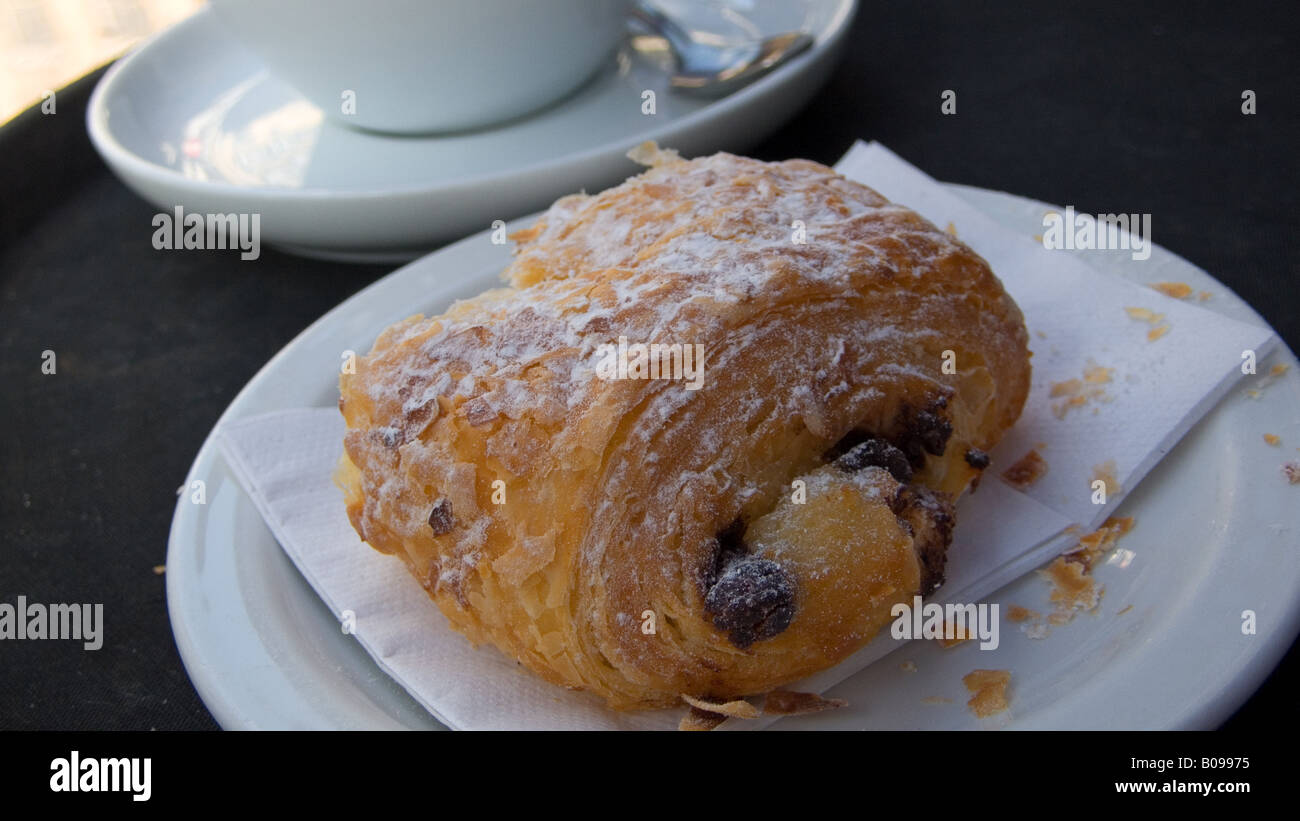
top-left (209, 0), bottom-right (631, 134)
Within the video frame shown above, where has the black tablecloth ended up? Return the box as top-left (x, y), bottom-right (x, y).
top-left (2, 0), bottom-right (1296, 731)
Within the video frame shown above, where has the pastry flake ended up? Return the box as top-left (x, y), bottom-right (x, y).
top-left (762, 690), bottom-right (847, 716)
top-left (963, 669), bottom-right (1011, 718)
top-left (1091, 460), bottom-right (1123, 497)
top-left (1148, 281), bottom-right (1192, 299)
top-left (1002, 448), bottom-right (1048, 489)
top-left (681, 693), bottom-right (759, 719)
top-left (678, 707), bottom-right (727, 732)
top-left (1050, 360), bottom-right (1114, 418)
top-left (1032, 517), bottom-right (1135, 635)
top-left (1006, 605), bottom-right (1039, 623)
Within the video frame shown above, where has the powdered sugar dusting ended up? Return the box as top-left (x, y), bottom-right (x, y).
top-left (354, 152), bottom-right (970, 431)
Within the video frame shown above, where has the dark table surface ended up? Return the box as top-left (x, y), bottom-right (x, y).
top-left (1, 0), bottom-right (1296, 731)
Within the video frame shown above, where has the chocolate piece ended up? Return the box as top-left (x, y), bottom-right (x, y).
top-left (701, 518), bottom-right (749, 591)
top-left (427, 498), bottom-right (454, 535)
top-left (705, 557), bottom-right (795, 648)
top-left (896, 403), bottom-right (953, 468)
top-left (834, 438), bottom-right (913, 482)
top-left (908, 407), bottom-right (953, 457)
top-left (823, 429), bottom-right (873, 462)
top-left (964, 448), bottom-right (990, 470)
top-left (895, 485), bottom-right (955, 595)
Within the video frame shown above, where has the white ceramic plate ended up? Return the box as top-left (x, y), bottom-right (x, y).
top-left (166, 184), bottom-right (1300, 730)
top-left (87, 0), bottom-right (855, 262)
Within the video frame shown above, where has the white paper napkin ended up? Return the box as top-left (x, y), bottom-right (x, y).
top-left (838, 142), bottom-right (1279, 530)
top-left (216, 142), bottom-right (1277, 730)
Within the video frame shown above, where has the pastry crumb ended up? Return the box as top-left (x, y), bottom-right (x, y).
top-left (1125, 307), bottom-right (1170, 341)
top-left (1064, 516), bottom-right (1134, 570)
top-left (1083, 363), bottom-right (1114, 384)
top-left (1032, 517), bottom-right (1135, 631)
top-left (1197, 290), bottom-right (1211, 301)
top-left (1245, 362), bottom-right (1290, 399)
top-left (963, 669), bottom-right (1011, 718)
top-left (1002, 448), bottom-right (1048, 489)
top-left (762, 690), bottom-right (846, 716)
top-left (900, 660), bottom-right (918, 673)
top-left (1264, 433), bottom-right (1282, 446)
top-left (1050, 360), bottom-right (1113, 417)
top-left (1050, 378), bottom-right (1082, 398)
top-left (1124, 306), bottom-right (1164, 324)
top-left (945, 221), bottom-right (958, 237)
top-left (1149, 281), bottom-right (1192, 299)
top-left (152, 564), bottom-right (166, 575)
top-left (1052, 395), bottom-right (1088, 418)
top-left (627, 141), bottom-right (681, 167)
top-left (1091, 460), bottom-right (1124, 497)
top-left (1042, 559), bottom-right (1101, 612)
top-left (1283, 462), bottom-right (1300, 485)
top-left (1006, 605), bottom-right (1039, 623)
top-left (1117, 604), bottom-right (1133, 616)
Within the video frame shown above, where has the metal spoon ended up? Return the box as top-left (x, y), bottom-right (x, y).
top-left (628, 3), bottom-right (815, 98)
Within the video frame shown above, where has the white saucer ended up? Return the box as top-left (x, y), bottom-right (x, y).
top-left (166, 184), bottom-right (1300, 730)
top-left (87, 0), bottom-right (856, 262)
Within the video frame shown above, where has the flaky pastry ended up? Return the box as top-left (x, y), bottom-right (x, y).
top-left (337, 144), bottom-right (1031, 709)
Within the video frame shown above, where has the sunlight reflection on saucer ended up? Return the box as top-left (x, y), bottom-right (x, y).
top-left (178, 73), bottom-right (322, 188)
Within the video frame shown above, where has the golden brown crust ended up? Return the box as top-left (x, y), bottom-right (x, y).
top-left (337, 148), bottom-right (1031, 709)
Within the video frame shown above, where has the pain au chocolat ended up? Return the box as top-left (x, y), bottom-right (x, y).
top-left (336, 144), bottom-right (1031, 710)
